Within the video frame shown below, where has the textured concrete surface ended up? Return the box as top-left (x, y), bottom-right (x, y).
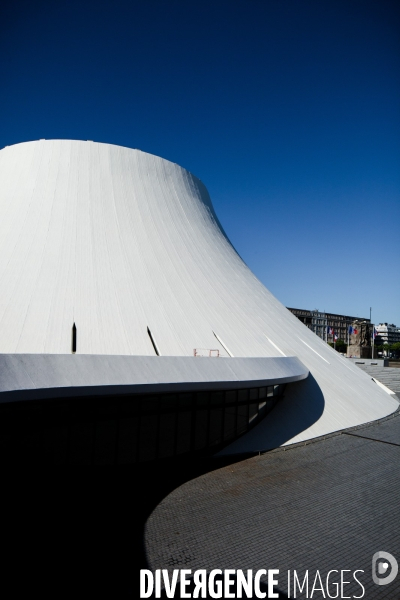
top-left (146, 409), bottom-right (400, 599)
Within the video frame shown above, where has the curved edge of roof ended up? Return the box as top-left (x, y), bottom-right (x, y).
top-left (0, 139), bottom-right (205, 184)
top-left (0, 354), bottom-right (309, 403)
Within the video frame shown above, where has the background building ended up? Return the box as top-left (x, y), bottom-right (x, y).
top-left (287, 307), bottom-right (372, 344)
top-left (375, 323), bottom-right (400, 346)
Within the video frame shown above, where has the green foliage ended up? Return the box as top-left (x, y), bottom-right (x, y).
top-left (328, 339), bottom-right (347, 353)
top-left (375, 342), bottom-right (400, 357)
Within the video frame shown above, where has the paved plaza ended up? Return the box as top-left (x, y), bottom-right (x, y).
top-left (357, 364), bottom-right (400, 396)
top-left (145, 404), bottom-right (400, 599)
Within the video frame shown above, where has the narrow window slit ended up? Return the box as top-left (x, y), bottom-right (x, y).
top-left (212, 331), bottom-right (234, 357)
top-left (72, 323), bottom-right (77, 353)
top-left (147, 327), bottom-right (160, 356)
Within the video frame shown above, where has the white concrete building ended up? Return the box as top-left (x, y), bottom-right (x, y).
top-left (0, 140), bottom-right (397, 463)
top-left (375, 323), bottom-right (400, 346)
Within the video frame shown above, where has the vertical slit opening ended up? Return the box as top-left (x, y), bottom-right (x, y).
top-left (212, 331), bottom-right (234, 357)
top-left (264, 335), bottom-right (286, 357)
top-left (147, 327), bottom-right (160, 356)
top-left (72, 323), bottom-right (77, 354)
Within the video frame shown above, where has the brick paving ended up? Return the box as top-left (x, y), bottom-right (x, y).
top-left (145, 409), bottom-right (400, 599)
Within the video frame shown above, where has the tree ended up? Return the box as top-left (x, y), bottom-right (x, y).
top-left (328, 339), bottom-right (347, 353)
top-left (390, 342), bottom-right (400, 358)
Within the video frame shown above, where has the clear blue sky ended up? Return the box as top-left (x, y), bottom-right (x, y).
top-left (1, 0), bottom-right (399, 325)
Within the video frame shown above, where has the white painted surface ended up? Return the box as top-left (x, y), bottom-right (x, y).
top-left (0, 354), bottom-right (307, 401)
top-left (371, 377), bottom-right (395, 396)
top-left (0, 140), bottom-right (397, 445)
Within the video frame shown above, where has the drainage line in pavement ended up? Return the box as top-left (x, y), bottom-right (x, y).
top-left (343, 432), bottom-right (400, 447)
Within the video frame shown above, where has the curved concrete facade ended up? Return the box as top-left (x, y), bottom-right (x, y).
top-left (0, 139), bottom-right (397, 449)
top-left (0, 354), bottom-right (308, 402)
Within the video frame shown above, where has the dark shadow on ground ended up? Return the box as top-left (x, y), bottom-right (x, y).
top-left (49, 375), bottom-right (324, 598)
top-left (134, 454), bottom-right (276, 598)
top-left (0, 381), bottom-right (322, 598)
top-left (145, 572), bottom-right (288, 599)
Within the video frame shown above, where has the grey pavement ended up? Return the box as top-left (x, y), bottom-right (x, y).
top-left (145, 409), bottom-right (400, 599)
top-left (355, 364), bottom-right (400, 395)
